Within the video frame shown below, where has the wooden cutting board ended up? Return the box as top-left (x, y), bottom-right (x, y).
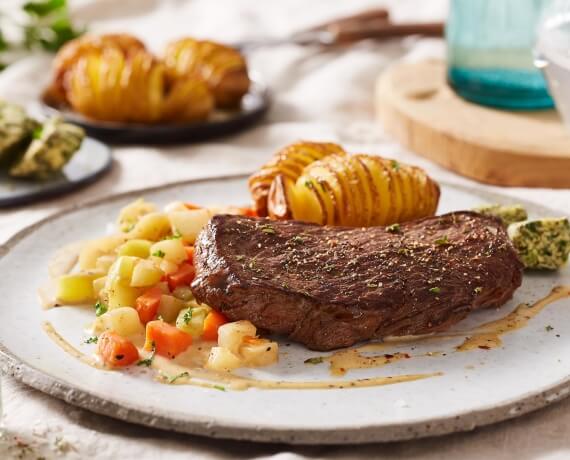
top-left (375, 60), bottom-right (570, 188)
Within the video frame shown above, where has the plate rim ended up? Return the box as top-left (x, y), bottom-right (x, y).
top-left (0, 174), bottom-right (568, 445)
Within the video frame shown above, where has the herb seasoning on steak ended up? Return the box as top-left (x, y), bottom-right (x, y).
top-left (191, 212), bottom-right (523, 351)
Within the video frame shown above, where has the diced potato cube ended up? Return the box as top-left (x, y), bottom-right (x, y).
top-left (164, 201), bottom-right (187, 213)
top-left (95, 307), bottom-right (144, 337)
top-left (150, 239), bottom-right (187, 265)
top-left (78, 236), bottom-right (125, 270)
top-left (107, 256), bottom-right (138, 283)
top-left (56, 271), bottom-right (104, 304)
top-left (168, 209), bottom-right (212, 244)
top-left (240, 339), bottom-right (279, 367)
top-left (217, 320), bottom-right (257, 355)
top-left (95, 255), bottom-right (116, 273)
top-left (117, 239), bottom-right (152, 259)
top-left (107, 281), bottom-right (141, 309)
top-left (159, 259), bottom-right (179, 274)
top-left (130, 260), bottom-right (163, 287)
top-left (206, 346), bottom-right (242, 372)
top-left (117, 198), bottom-right (156, 232)
top-left (175, 306), bottom-right (209, 337)
top-left (172, 286), bottom-right (194, 301)
top-left (93, 276), bottom-right (107, 298)
top-left (158, 294), bottom-right (186, 322)
top-left (127, 212), bottom-right (171, 241)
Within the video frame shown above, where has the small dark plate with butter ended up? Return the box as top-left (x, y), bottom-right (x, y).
top-left (0, 137), bottom-right (112, 207)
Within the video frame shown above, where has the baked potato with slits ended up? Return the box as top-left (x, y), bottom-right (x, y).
top-left (251, 142), bottom-right (440, 226)
top-left (65, 48), bottom-right (213, 123)
top-left (46, 33), bottom-right (146, 107)
top-left (248, 142), bottom-right (346, 217)
top-left (164, 38), bottom-right (250, 108)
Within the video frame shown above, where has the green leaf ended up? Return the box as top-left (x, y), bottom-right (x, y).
top-left (94, 301), bottom-right (108, 317)
top-left (23, 0), bottom-right (66, 17)
top-left (304, 357), bottom-right (324, 365)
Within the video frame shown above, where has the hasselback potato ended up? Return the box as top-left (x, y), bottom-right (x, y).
top-left (248, 142), bottom-right (346, 217)
top-left (47, 34), bottom-right (146, 107)
top-left (254, 144), bottom-right (440, 226)
top-left (164, 38), bottom-right (250, 108)
top-left (66, 47), bottom-right (213, 123)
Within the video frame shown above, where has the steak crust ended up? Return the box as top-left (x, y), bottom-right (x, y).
top-left (191, 212), bottom-right (523, 351)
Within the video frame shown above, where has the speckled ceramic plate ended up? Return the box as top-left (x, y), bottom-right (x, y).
top-left (0, 137), bottom-right (112, 207)
top-left (0, 175), bottom-right (569, 445)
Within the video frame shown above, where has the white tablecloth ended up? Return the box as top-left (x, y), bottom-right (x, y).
top-left (0, 1), bottom-right (569, 458)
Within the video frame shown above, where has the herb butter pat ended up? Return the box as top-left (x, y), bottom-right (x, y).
top-left (474, 204), bottom-right (528, 226)
top-left (508, 218), bottom-right (570, 270)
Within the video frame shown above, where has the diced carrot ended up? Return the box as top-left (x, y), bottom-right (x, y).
top-left (135, 286), bottom-right (162, 324)
top-left (166, 263), bottom-right (195, 291)
top-left (145, 320), bottom-right (192, 358)
top-left (241, 207), bottom-right (258, 217)
top-left (184, 202), bottom-right (202, 210)
top-left (184, 246), bottom-right (195, 263)
top-left (202, 310), bottom-right (229, 341)
top-left (97, 331), bottom-right (139, 367)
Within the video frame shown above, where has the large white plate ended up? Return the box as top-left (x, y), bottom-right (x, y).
top-left (0, 175), bottom-right (569, 445)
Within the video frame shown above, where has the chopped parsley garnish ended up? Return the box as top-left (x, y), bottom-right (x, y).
top-left (163, 231), bottom-right (182, 240)
top-left (473, 287), bottom-right (483, 295)
top-left (213, 385), bottom-right (226, 392)
top-left (84, 336), bottom-right (98, 344)
top-left (182, 309), bottom-right (193, 325)
top-left (32, 126), bottom-right (43, 139)
top-left (304, 357), bottom-right (324, 365)
top-left (260, 225), bottom-right (276, 235)
top-left (435, 235), bottom-right (450, 245)
top-left (137, 341), bottom-right (155, 367)
top-left (386, 223), bottom-right (400, 233)
top-left (546, 325), bottom-right (554, 332)
top-left (291, 235), bottom-right (305, 244)
top-left (94, 301), bottom-right (108, 317)
top-left (152, 249), bottom-right (166, 258)
top-left (390, 160), bottom-right (400, 171)
top-left (429, 287), bottom-right (441, 294)
top-left (168, 371), bottom-right (190, 383)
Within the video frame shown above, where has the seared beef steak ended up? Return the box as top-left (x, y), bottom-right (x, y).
top-left (191, 212), bottom-right (523, 351)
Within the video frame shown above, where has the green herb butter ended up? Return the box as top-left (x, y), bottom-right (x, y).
top-left (508, 218), bottom-right (570, 270)
top-left (474, 204), bottom-right (528, 226)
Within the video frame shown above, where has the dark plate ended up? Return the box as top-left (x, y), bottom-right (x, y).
top-left (41, 77), bottom-right (270, 145)
top-left (0, 137), bottom-right (112, 207)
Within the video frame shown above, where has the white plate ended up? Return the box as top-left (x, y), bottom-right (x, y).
top-left (0, 175), bottom-right (569, 445)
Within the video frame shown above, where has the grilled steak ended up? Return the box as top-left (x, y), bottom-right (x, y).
top-left (191, 212), bottom-right (523, 350)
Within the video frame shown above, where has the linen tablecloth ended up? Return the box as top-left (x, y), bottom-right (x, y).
top-left (0, 0), bottom-right (569, 458)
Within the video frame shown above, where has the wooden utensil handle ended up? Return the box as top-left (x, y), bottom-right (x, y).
top-left (332, 21), bottom-right (445, 44)
top-left (308, 8), bottom-right (390, 32)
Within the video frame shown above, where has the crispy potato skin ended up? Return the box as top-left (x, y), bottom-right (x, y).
top-left (250, 142), bottom-right (440, 226)
top-left (164, 38), bottom-right (250, 108)
top-left (248, 142), bottom-right (346, 217)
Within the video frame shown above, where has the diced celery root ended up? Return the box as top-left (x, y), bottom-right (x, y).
top-left (168, 209), bottom-right (213, 244)
top-left (217, 320), bottom-right (257, 355)
top-left (240, 340), bottom-right (279, 367)
top-left (206, 346), bottom-right (242, 371)
top-left (127, 212), bottom-right (171, 241)
top-left (95, 307), bottom-right (144, 337)
top-left (150, 239), bottom-right (187, 264)
top-left (56, 271), bottom-right (103, 304)
top-left (117, 239), bottom-right (152, 258)
top-left (158, 295), bottom-right (186, 322)
top-left (130, 260), bottom-right (163, 287)
top-left (175, 306), bottom-right (209, 337)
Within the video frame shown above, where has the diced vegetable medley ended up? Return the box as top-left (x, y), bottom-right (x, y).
top-left (55, 199), bottom-right (278, 374)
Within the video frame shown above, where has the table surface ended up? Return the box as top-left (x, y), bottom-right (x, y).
top-left (1, 0), bottom-right (569, 458)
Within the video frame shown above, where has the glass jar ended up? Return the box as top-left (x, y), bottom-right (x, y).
top-left (447, 0), bottom-right (554, 109)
